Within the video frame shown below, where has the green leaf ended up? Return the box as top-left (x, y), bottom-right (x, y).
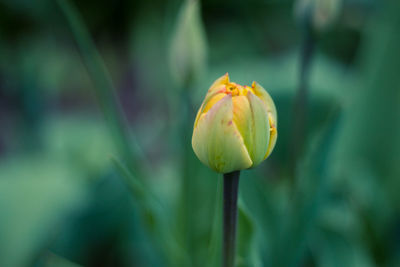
top-left (0, 157), bottom-right (87, 267)
top-left (236, 199), bottom-right (261, 267)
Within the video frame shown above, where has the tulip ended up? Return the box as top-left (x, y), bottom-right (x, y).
top-left (192, 73), bottom-right (277, 173)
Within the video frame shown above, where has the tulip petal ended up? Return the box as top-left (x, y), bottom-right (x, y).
top-left (203, 73), bottom-right (229, 106)
top-left (208, 73), bottom-right (229, 94)
top-left (232, 92), bottom-right (270, 167)
top-left (192, 95), bottom-right (252, 173)
top-left (251, 82), bottom-right (278, 159)
top-left (194, 93), bottom-right (226, 127)
top-left (231, 96), bottom-right (253, 157)
top-left (193, 73), bottom-right (230, 127)
top-left (251, 82), bottom-right (277, 126)
top-left (264, 116), bottom-right (277, 159)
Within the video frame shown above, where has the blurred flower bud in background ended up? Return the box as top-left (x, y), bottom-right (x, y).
top-left (192, 74), bottom-right (277, 173)
top-left (169, 0), bottom-right (207, 87)
top-left (294, 0), bottom-right (342, 32)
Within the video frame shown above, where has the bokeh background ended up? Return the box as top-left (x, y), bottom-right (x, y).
top-left (1, 0), bottom-right (399, 266)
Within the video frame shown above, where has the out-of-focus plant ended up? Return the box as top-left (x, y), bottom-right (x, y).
top-left (168, 0), bottom-right (208, 265)
top-left (192, 73), bottom-right (278, 267)
top-left (169, 0), bottom-right (207, 88)
top-left (55, 0), bottom-right (190, 266)
top-left (294, 0), bottom-right (342, 31)
top-left (55, 0), bottom-right (144, 177)
top-left (290, 0), bottom-right (342, 177)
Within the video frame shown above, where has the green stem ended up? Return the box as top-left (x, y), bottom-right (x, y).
top-left (223, 171), bottom-right (240, 267)
top-left (208, 177), bottom-right (223, 266)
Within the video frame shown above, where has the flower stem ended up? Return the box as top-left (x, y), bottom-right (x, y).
top-left (223, 171), bottom-right (240, 267)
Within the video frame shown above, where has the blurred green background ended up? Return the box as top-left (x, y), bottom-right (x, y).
top-left (0, 0), bottom-right (399, 266)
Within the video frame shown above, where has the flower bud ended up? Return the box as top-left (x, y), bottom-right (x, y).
top-left (192, 74), bottom-right (278, 173)
top-left (169, 0), bottom-right (207, 87)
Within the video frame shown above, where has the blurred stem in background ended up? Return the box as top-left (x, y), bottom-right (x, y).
top-left (178, 83), bottom-right (197, 266)
top-left (290, 0), bottom-right (342, 179)
top-left (289, 18), bottom-right (315, 181)
top-left (56, 0), bottom-right (146, 179)
top-left (169, 0), bottom-right (207, 265)
top-left (282, 1), bottom-right (343, 266)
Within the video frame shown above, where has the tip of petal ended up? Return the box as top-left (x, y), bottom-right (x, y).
top-left (223, 72), bottom-right (230, 83)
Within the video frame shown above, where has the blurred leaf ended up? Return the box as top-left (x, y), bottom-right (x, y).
top-left (42, 115), bottom-right (116, 177)
top-left (40, 252), bottom-right (83, 267)
top-left (239, 170), bottom-right (287, 267)
top-left (236, 199), bottom-right (261, 267)
top-left (0, 156), bottom-right (87, 267)
top-left (281, 107), bottom-right (340, 267)
top-left (311, 229), bottom-right (374, 267)
top-left (327, 0), bottom-right (400, 263)
top-left (111, 157), bottom-right (153, 224)
top-left (311, 199), bottom-right (374, 267)
top-left (56, 0), bottom-right (145, 177)
top-left (112, 157), bottom-right (190, 267)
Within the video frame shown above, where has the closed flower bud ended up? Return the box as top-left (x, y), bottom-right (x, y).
top-left (169, 0), bottom-right (207, 87)
top-left (294, 0), bottom-right (342, 31)
top-left (192, 74), bottom-right (278, 173)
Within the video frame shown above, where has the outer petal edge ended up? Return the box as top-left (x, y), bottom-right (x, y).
top-left (251, 82), bottom-right (278, 126)
top-left (192, 95), bottom-right (253, 173)
top-left (193, 73), bottom-right (230, 127)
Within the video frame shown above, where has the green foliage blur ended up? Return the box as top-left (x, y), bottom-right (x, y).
top-left (0, 0), bottom-right (399, 266)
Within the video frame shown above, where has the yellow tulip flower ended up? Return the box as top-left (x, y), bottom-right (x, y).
top-left (192, 73), bottom-right (278, 173)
